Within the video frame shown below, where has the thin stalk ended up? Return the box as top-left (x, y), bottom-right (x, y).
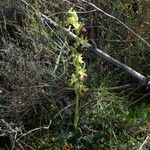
top-left (74, 88), bottom-right (80, 129)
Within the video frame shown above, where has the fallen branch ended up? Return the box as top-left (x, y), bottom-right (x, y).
top-left (21, 0), bottom-right (150, 86)
top-left (81, 0), bottom-right (150, 48)
top-left (16, 120), bottom-right (52, 142)
top-left (41, 16), bottom-right (150, 86)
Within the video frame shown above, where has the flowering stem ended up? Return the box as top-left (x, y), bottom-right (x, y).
top-left (66, 9), bottom-right (88, 129)
top-left (74, 88), bottom-right (80, 129)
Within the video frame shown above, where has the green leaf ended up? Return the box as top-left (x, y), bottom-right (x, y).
top-left (70, 74), bottom-right (78, 85)
top-left (80, 37), bottom-right (88, 47)
top-left (66, 9), bottom-right (82, 32)
top-left (67, 9), bottom-right (78, 22)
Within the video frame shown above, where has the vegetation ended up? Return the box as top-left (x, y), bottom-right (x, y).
top-left (0, 0), bottom-right (150, 149)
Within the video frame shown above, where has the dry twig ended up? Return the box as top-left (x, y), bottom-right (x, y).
top-left (81, 0), bottom-right (150, 48)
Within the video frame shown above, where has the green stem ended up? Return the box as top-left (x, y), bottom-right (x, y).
top-left (74, 89), bottom-right (79, 129)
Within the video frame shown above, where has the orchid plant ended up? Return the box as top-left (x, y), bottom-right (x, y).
top-left (66, 9), bottom-right (88, 129)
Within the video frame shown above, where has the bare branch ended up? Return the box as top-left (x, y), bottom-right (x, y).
top-left (138, 134), bottom-right (150, 150)
top-left (81, 0), bottom-right (150, 48)
top-left (16, 120), bottom-right (52, 142)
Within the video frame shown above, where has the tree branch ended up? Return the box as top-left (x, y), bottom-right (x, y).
top-left (21, 0), bottom-right (150, 86)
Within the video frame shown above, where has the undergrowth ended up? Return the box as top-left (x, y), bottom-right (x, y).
top-left (0, 0), bottom-right (150, 149)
